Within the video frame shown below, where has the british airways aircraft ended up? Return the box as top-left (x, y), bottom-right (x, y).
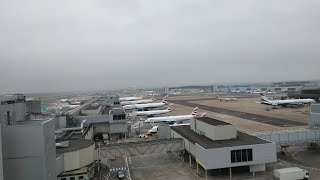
top-left (144, 107), bottom-right (206, 123)
top-left (130, 104), bottom-right (173, 117)
top-left (123, 96), bottom-right (169, 110)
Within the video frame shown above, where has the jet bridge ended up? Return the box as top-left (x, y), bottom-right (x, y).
top-left (66, 96), bottom-right (101, 116)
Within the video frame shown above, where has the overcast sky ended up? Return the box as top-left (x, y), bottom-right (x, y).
top-left (0, 0), bottom-right (319, 93)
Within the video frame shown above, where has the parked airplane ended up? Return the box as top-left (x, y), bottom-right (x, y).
top-left (56, 102), bottom-right (80, 109)
top-left (260, 94), bottom-right (316, 107)
top-left (216, 95), bottom-right (237, 101)
top-left (60, 99), bottom-right (69, 103)
top-left (147, 123), bottom-right (190, 134)
top-left (251, 90), bottom-right (264, 94)
top-left (143, 91), bottom-right (159, 97)
top-left (171, 91), bottom-right (182, 95)
top-left (119, 96), bottom-right (142, 102)
top-left (68, 100), bottom-right (81, 105)
top-left (123, 96), bottom-right (169, 110)
top-left (144, 107), bottom-right (206, 123)
top-left (266, 90), bottom-right (276, 94)
top-left (120, 98), bottom-right (155, 106)
top-left (130, 104), bottom-right (173, 117)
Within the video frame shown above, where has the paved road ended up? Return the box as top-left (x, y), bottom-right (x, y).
top-left (171, 100), bottom-right (307, 127)
top-left (104, 157), bottom-right (131, 180)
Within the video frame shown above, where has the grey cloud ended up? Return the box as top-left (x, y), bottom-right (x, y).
top-left (0, 0), bottom-right (320, 93)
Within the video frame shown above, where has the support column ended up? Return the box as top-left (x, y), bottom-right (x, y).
top-left (251, 165), bottom-right (255, 178)
top-left (196, 162), bottom-right (199, 175)
top-left (229, 167), bottom-right (232, 180)
top-left (182, 152), bottom-right (184, 162)
top-left (205, 169), bottom-right (208, 180)
top-left (189, 154), bottom-right (192, 168)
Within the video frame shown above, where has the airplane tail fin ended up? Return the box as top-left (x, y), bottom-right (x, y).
top-left (200, 113), bottom-right (207, 117)
top-left (161, 95), bottom-right (169, 104)
top-left (55, 102), bottom-right (63, 109)
top-left (191, 107), bottom-right (199, 116)
top-left (260, 93), bottom-right (270, 102)
top-left (161, 99), bottom-right (168, 104)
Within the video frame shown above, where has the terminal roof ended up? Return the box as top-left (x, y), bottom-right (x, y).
top-left (171, 125), bottom-right (269, 149)
top-left (56, 139), bottom-right (94, 155)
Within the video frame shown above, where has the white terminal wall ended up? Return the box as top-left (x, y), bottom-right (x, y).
top-left (191, 119), bottom-right (237, 140)
top-left (195, 143), bottom-right (277, 170)
top-left (0, 103), bottom-right (26, 124)
top-left (62, 144), bottom-right (95, 172)
top-left (1, 119), bottom-right (56, 180)
top-left (310, 104), bottom-right (320, 128)
top-left (0, 126), bottom-right (3, 180)
top-left (311, 104), bottom-right (320, 113)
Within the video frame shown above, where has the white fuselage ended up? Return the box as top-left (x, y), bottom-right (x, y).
top-left (132, 109), bottom-right (171, 116)
top-left (264, 99), bottom-right (316, 106)
top-left (57, 104), bottom-right (80, 109)
top-left (145, 115), bottom-right (193, 123)
top-left (68, 105), bottom-right (80, 108)
top-left (123, 102), bottom-right (167, 110)
top-left (121, 99), bottom-right (155, 106)
top-left (148, 123), bottom-right (190, 133)
top-left (119, 97), bottom-right (142, 101)
top-left (218, 97), bottom-right (237, 101)
top-left (60, 99), bottom-right (69, 103)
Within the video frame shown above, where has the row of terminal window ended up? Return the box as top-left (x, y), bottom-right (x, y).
top-left (113, 114), bottom-right (126, 120)
top-left (61, 176), bottom-right (84, 180)
top-left (231, 149), bottom-right (253, 163)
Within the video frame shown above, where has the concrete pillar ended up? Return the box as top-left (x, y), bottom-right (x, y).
top-left (252, 170), bottom-right (255, 178)
top-left (196, 162), bottom-right (199, 175)
top-left (229, 167), bottom-right (232, 180)
top-left (205, 169), bottom-right (208, 180)
top-left (189, 154), bottom-right (192, 168)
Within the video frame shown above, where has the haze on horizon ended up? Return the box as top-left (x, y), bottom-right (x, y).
top-left (0, 0), bottom-right (320, 94)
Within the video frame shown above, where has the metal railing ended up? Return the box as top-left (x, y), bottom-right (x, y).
top-left (252, 129), bottom-right (320, 146)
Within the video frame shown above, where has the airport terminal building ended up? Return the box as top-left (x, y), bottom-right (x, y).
top-left (171, 117), bottom-right (277, 178)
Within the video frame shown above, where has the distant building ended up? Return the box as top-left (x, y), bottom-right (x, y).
top-left (309, 104), bottom-right (320, 129)
top-left (288, 88), bottom-right (320, 102)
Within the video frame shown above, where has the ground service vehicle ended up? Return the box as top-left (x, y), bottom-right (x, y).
top-left (274, 167), bottom-right (309, 180)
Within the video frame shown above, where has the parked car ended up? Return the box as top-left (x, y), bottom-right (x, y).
top-left (117, 170), bottom-right (125, 179)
